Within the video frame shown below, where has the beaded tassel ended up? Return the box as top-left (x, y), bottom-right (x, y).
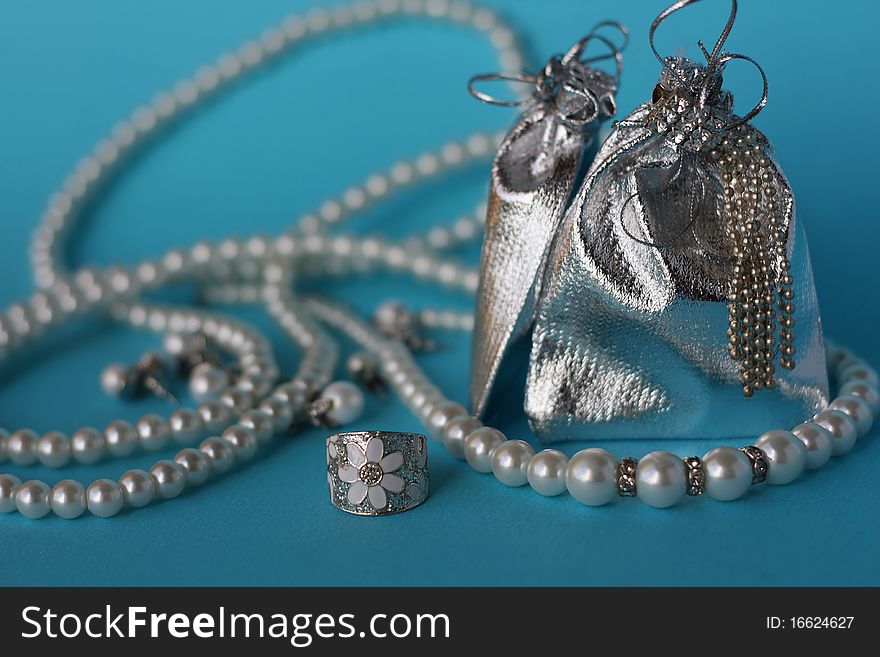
top-left (714, 125), bottom-right (794, 397)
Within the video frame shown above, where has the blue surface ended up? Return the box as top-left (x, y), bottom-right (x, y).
top-left (1, 0), bottom-right (878, 586)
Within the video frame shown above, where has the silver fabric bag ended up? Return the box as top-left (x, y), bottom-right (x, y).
top-left (468, 26), bottom-right (625, 417)
top-left (471, 1), bottom-right (828, 442)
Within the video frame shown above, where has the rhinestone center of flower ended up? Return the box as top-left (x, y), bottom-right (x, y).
top-left (358, 462), bottom-right (383, 486)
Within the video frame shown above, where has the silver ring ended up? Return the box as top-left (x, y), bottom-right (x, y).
top-left (326, 430), bottom-right (429, 516)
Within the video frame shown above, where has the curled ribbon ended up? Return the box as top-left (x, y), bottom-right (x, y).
top-left (467, 21), bottom-right (627, 129)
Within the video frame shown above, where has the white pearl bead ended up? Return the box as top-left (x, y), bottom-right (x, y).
top-left (527, 449), bottom-right (568, 496)
top-left (321, 381), bottom-right (365, 425)
top-left (755, 430), bottom-right (807, 485)
top-left (702, 447), bottom-right (752, 501)
top-left (200, 437), bottom-right (235, 473)
top-left (491, 439), bottom-right (534, 487)
top-left (104, 420), bottom-right (139, 457)
top-left (235, 374), bottom-right (272, 403)
top-left (412, 388), bottom-right (444, 419)
top-left (464, 427), bottom-right (506, 473)
top-left (50, 480), bottom-right (86, 519)
top-left (791, 422), bottom-right (833, 469)
top-left (164, 331), bottom-right (206, 356)
top-left (136, 414), bottom-right (171, 451)
top-left (37, 431), bottom-right (72, 468)
top-left (827, 395), bottom-right (873, 437)
top-left (7, 429), bottom-right (38, 465)
top-left (442, 415), bottom-right (482, 460)
top-left (174, 448), bottom-right (210, 486)
top-left (119, 469), bottom-right (155, 508)
top-left (813, 409), bottom-right (858, 456)
top-left (565, 448), bottom-right (617, 506)
top-left (636, 451), bottom-right (686, 508)
top-left (0, 473), bottom-right (21, 513)
top-left (425, 401), bottom-right (468, 439)
top-left (15, 480), bottom-right (51, 518)
top-left (87, 479), bottom-right (124, 517)
top-left (374, 300), bottom-right (408, 332)
top-left (150, 460), bottom-right (187, 499)
top-left (101, 362), bottom-right (132, 396)
top-left (258, 397), bottom-right (294, 432)
top-left (222, 425), bottom-right (258, 461)
top-left (238, 409), bottom-right (274, 445)
top-left (271, 381), bottom-right (308, 410)
top-left (198, 401), bottom-right (232, 433)
top-left (0, 428), bottom-right (7, 464)
top-left (219, 387), bottom-right (252, 414)
top-left (168, 408), bottom-right (204, 443)
top-left (838, 380), bottom-right (880, 415)
top-left (188, 362), bottom-right (229, 401)
top-left (71, 427), bottom-right (106, 464)
top-left (838, 363), bottom-right (879, 387)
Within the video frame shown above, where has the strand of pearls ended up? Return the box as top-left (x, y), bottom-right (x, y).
top-left (302, 293), bottom-right (878, 508)
top-left (2, 0), bottom-right (521, 519)
top-left (0, 295), bottom-right (318, 518)
top-left (0, 222), bottom-right (482, 518)
top-left (5, 125), bottom-right (495, 356)
top-left (2, 302), bottom-right (276, 471)
top-left (2, 0), bottom-right (876, 520)
top-left (399, 203), bottom-right (488, 253)
top-left (29, 0), bottom-right (524, 290)
top-left (6, 162), bottom-right (879, 515)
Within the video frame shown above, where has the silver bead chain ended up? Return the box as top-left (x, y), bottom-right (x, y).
top-left (716, 125), bottom-right (796, 397)
top-left (2, 0), bottom-right (878, 518)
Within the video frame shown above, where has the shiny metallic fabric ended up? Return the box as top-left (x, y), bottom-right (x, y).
top-left (472, 53), bottom-right (828, 442)
top-left (470, 103), bottom-right (587, 417)
top-left (470, 44), bottom-right (620, 417)
top-left (525, 83), bottom-right (828, 441)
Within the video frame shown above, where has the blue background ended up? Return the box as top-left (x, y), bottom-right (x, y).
top-left (1, 0), bottom-right (878, 585)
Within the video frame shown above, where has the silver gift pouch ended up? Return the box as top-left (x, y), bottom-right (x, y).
top-left (473, 3), bottom-right (828, 442)
top-left (469, 28), bottom-right (624, 418)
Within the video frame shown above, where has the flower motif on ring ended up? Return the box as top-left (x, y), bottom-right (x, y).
top-left (326, 434), bottom-right (347, 467)
top-left (406, 472), bottom-right (428, 504)
top-left (337, 436), bottom-right (405, 510)
top-left (326, 436), bottom-right (336, 465)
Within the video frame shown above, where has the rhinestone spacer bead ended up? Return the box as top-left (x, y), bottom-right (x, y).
top-left (739, 445), bottom-right (768, 484)
top-left (616, 457), bottom-right (638, 497)
top-left (683, 456), bottom-right (705, 496)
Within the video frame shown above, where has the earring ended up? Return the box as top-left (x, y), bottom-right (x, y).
top-left (163, 331), bottom-right (233, 403)
top-left (373, 301), bottom-right (437, 351)
top-left (164, 331), bottom-right (222, 375)
top-left (347, 351), bottom-right (387, 399)
top-left (100, 351), bottom-right (177, 404)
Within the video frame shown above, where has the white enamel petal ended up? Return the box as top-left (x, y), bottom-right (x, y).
top-left (328, 443), bottom-right (338, 459)
top-left (365, 436), bottom-right (384, 463)
top-left (338, 464), bottom-right (359, 483)
top-left (368, 484), bottom-right (387, 510)
top-left (379, 451), bottom-right (404, 473)
top-left (347, 442), bottom-right (366, 467)
top-left (348, 481), bottom-right (368, 504)
top-left (381, 473), bottom-right (405, 493)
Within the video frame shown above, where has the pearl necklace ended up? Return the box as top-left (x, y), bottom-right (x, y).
top-left (1, 0), bottom-right (878, 518)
